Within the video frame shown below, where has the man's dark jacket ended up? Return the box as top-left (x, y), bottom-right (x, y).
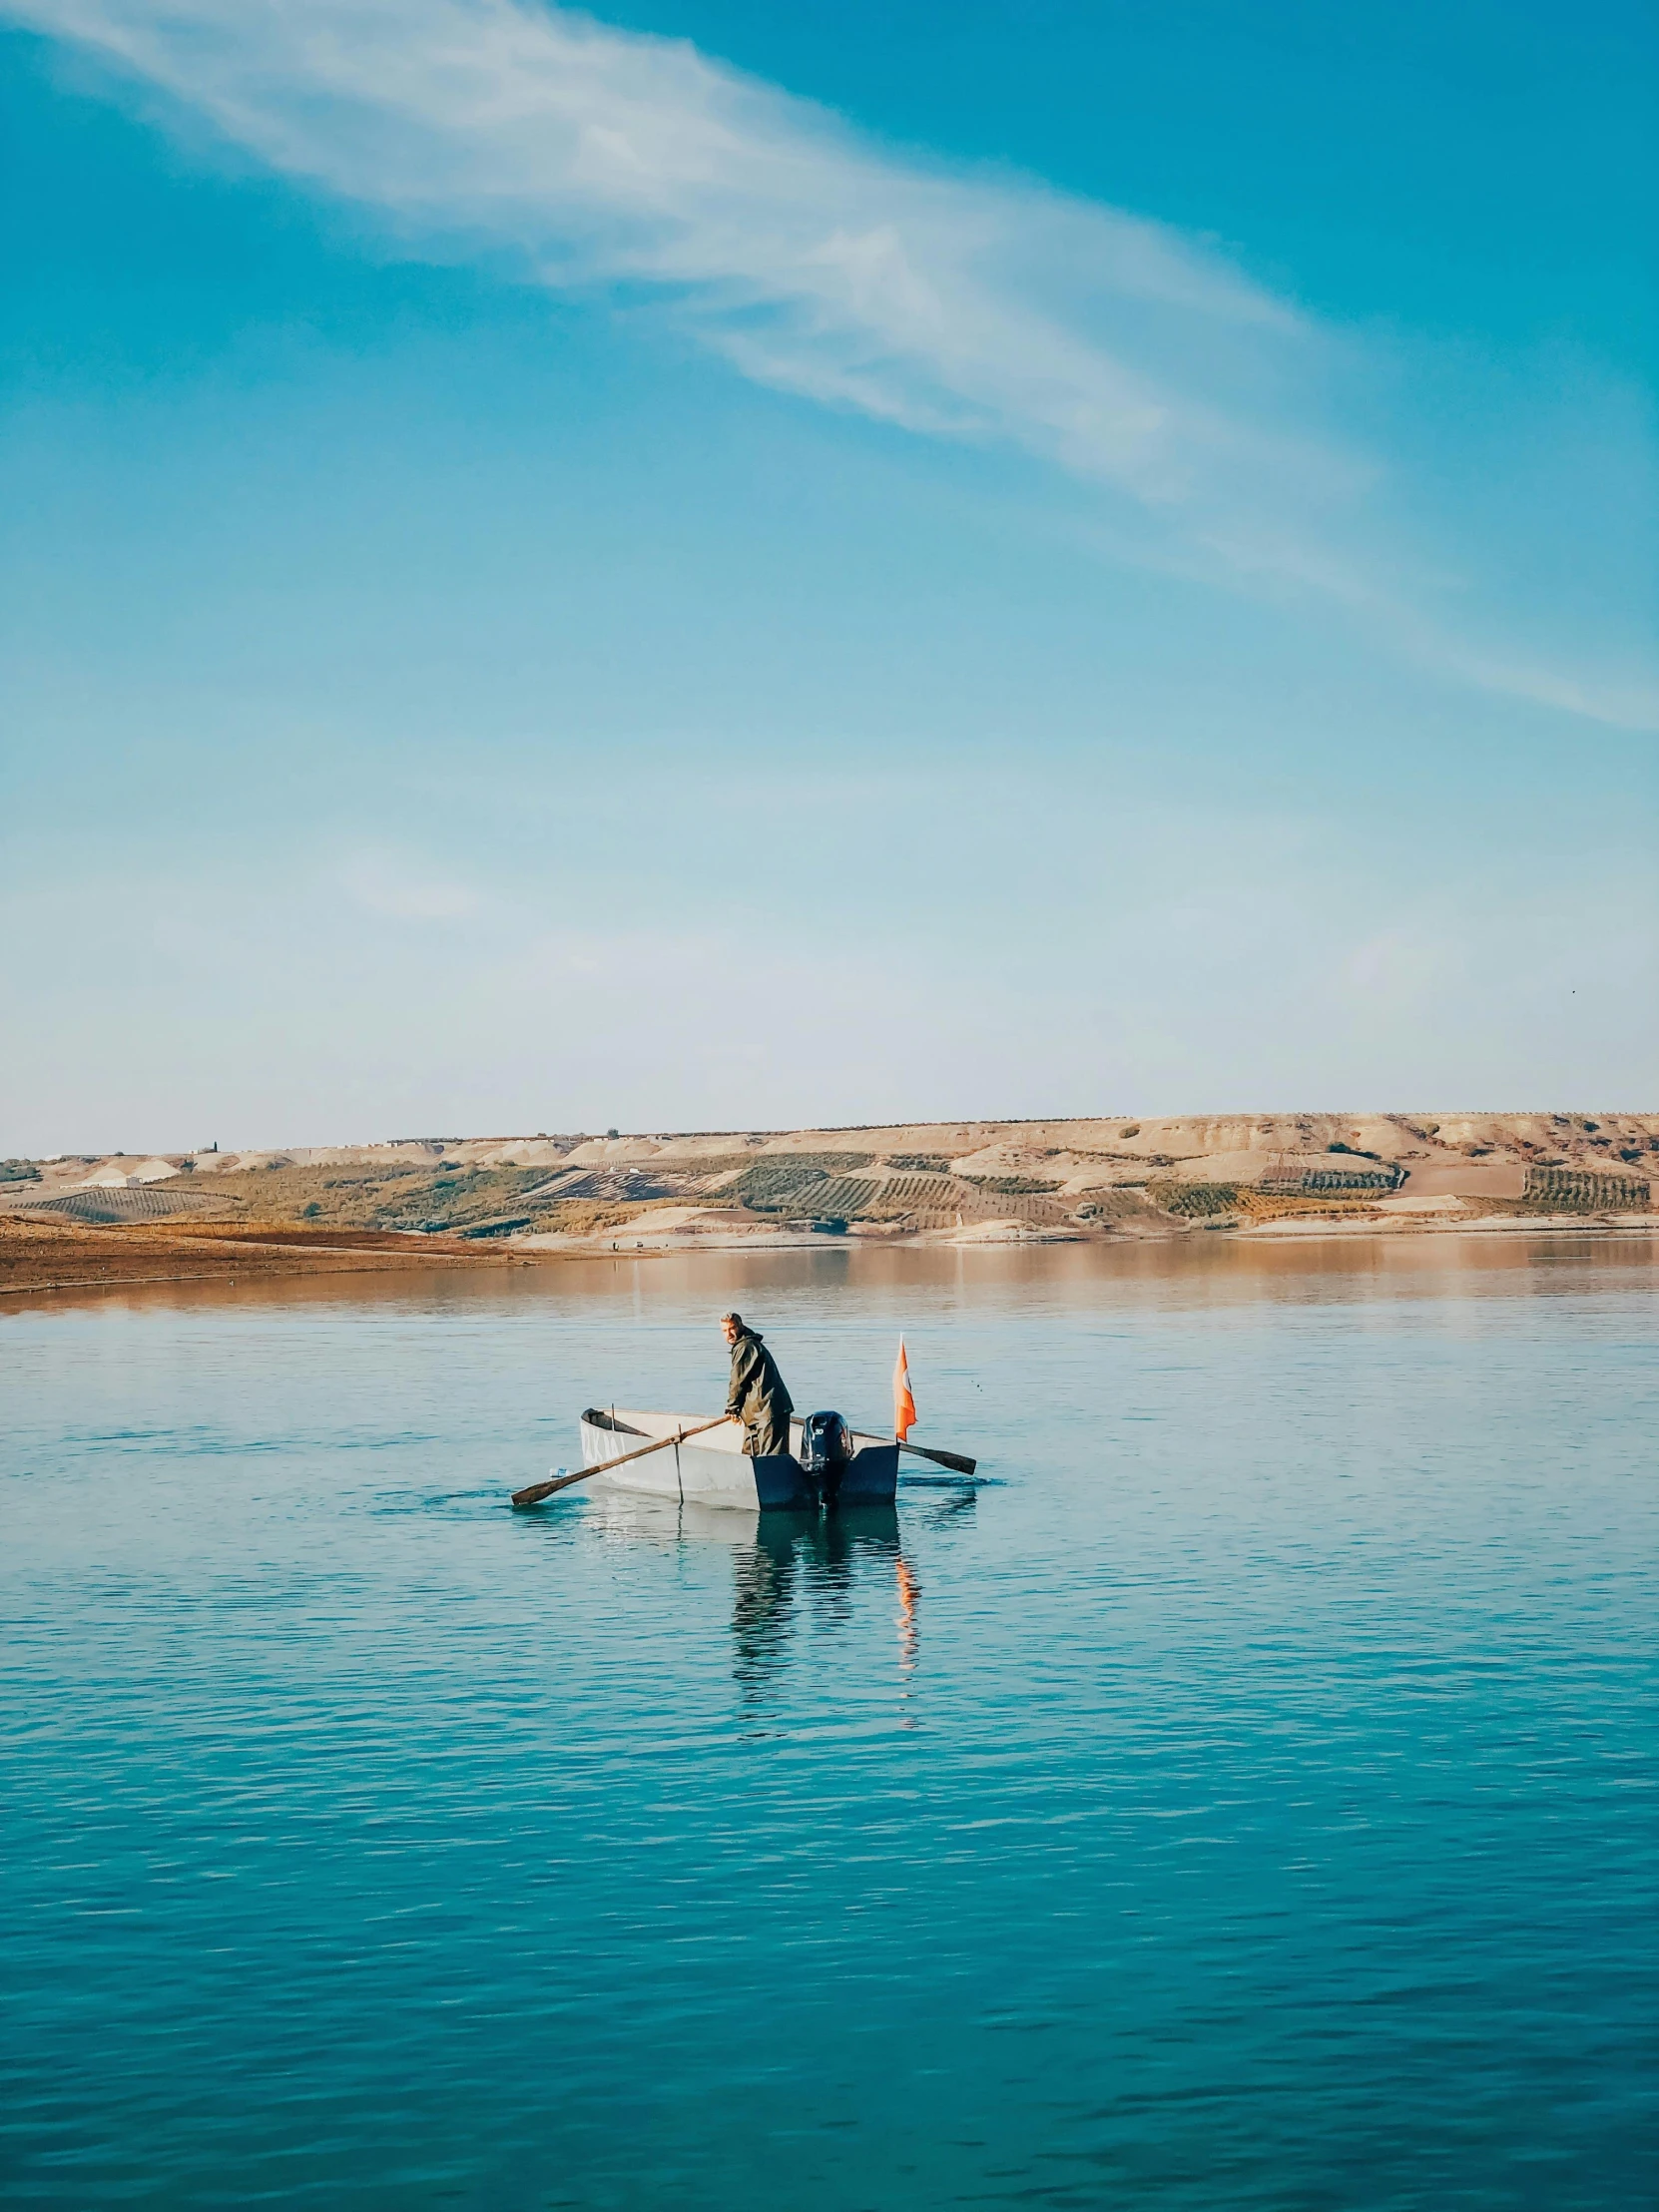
top-left (726, 1328), bottom-right (794, 1447)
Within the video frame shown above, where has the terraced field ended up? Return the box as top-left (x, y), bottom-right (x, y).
top-left (766, 1172), bottom-right (1081, 1230)
top-left (14, 1186), bottom-right (232, 1225)
top-left (1150, 1183), bottom-right (1241, 1219)
top-left (726, 1156), bottom-right (877, 1210)
top-left (1147, 1181), bottom-right (1405, 1224)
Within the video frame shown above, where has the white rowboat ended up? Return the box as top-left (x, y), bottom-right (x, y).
top-left (578, 1408), bottom-right (899, 1510)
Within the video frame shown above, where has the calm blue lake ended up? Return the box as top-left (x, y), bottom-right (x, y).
top-left (4, 1236), bottom-right (1656, 2209)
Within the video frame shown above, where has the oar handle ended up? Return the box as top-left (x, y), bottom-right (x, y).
top-left (512, 1414), bottom-right (735, 1508)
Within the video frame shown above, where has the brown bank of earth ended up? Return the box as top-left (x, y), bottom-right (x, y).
top-left (0, 1217), bottom-right (539, 1300)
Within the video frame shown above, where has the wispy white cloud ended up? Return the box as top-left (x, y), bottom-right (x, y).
top-left (11, 0), bottom-right (1657, 729)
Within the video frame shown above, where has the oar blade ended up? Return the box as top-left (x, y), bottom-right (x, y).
top-left (910, 1443), bottom-right (977, 1475)
top-left (512, 1465), bottom-right (590, 1508)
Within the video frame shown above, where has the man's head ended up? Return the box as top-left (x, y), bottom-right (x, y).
top-left (721, 1312), bottom-right (743, 1347)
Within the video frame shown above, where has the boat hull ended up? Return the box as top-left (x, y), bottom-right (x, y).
top-left (579, 1409), bottom-right (898, 1510)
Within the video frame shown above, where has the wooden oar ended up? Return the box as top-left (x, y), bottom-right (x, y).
top-left (851, 1428), bottom-right (977, 1477)
top-left (512, 1415), bottom-right (735, 1508)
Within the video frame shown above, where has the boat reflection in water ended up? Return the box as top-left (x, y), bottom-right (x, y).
top-left (580, 1488), bottom-right (948, 1702)
top-left (731, 1504), bottom-right (917, 1702)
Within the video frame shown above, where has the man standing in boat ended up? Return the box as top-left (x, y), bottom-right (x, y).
top-left (722, 1312), bottom-right (795, 1458)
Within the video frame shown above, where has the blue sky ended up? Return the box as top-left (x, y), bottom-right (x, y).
top-left (2, 0), bottom-right (1655, 1151)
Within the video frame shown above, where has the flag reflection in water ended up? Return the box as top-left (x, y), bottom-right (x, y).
top-left (895, 1555), bottom-right (919, 1673)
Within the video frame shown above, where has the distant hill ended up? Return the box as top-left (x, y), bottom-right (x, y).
top-left (7, 1113), bottom-right (1656, 1253)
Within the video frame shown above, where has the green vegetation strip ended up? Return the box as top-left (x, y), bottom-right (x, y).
top-left (1262, 1168), bottom-right (1400, 1193)
top-left (961, 1175), bottom-right (1063, 1194)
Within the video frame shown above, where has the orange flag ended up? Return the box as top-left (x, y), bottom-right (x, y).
top-left (893, 1337), bottom-right (917, 1441)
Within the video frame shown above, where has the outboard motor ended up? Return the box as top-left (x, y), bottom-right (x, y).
top-left (799, 1410), bottom-right (852, 1502)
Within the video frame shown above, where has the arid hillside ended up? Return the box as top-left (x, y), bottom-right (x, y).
top-left (3, 1111), bottom-right (1654, 1292)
